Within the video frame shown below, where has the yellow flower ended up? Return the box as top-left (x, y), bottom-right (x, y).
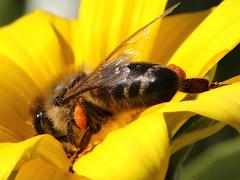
top-left (1, 0), bottom-right (240, 179)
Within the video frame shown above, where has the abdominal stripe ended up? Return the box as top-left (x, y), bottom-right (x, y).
top-left (94, 63), bottom-right (164, 102)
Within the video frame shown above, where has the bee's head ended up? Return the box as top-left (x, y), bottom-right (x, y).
top-left (30, 97), bottom-right (49, 134)
top-left (52, 71), bottom-right (87, 107)
top-left (54, 96), bottom-right (64, 106)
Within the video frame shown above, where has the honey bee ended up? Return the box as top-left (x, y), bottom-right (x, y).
top-left (31, 3), bottom-right (221, 171)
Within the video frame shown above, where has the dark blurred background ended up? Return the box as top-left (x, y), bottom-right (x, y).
top-left (0, 0), bottom-right (24, 26)
top-left (1, 0), bottom-right (239, 179)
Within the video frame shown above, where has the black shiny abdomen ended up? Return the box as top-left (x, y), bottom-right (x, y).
top-left (93, 62), bottom-right (180, 110)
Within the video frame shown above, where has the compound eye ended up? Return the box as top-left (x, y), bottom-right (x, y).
top-left (54, 96), bottom-right (63, 106)
top-left (36, 111), bottom-right (44, 119)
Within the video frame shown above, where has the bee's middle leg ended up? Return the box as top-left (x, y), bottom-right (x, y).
top-left (57, 120), bottom-right (86, 158)
top-left (67, 120), bottom-right (83, 145)
top-left (67, 120), bottom-right (93, 152)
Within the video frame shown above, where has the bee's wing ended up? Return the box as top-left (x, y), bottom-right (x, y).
top-left (61, 54), bottom-right (132, 104)
top-left (60, 4), bottom-right (180, 104)
top-left (104, 3), bottom-right (180, 61)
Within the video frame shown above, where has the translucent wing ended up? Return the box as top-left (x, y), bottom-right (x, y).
top-left (104, 3), bottom-right (180, 61)
top-left (59, 4), bottom-right (180, 105)
top-left (60, 53), bottom-right (132, 104)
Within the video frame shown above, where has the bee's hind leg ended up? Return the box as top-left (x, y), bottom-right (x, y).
top-left (67, 119), bottom-right (94, 152)
top-left (180, 78), bottom-right (210, 93)
top-left (180, 78), bottom-right (227, 93)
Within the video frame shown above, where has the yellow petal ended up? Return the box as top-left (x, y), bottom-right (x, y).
top-left (224, 75), bottom-right (240, 84)
top-left (170, 120), bottom-right (225, 154)
top-left (16, 159), bottom-right (87, 180)
top-left (141, 104), bottom-right (195, 138)
top-left (31, 10), bottom-right (77, 66)
top-left (0, 125), bottom-right (22, 143)
top-left (75, 0), bottom-right (167, 71)
top-left (0, 135), bottom-right (69, 179)
top-left (169, 0), bottom-right (240, 78)
top-left (164, 112), bottom-right (195, 137)
top-left (74, 112), bottom-right (169, 180)
top-left (150, 9), bottom-right (211, 64)
top-left (141, 105), bottom-right (195, 137)
top-left (0, 55), bottom-right (36, 139)
top-left (159, 82), bottom-right (240, 131)
top-left (0, 11), bottom-right (67, 89)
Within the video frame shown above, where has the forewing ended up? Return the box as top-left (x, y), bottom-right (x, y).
top-left (104, 3), bottom-right (180, 61)
top-left (61, 54), bottom-right (131, 104)
top-left (60, 4), bottom-right (180, 104)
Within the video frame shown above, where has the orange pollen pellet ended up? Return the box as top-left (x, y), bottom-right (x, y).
top-left (167, 64), bottom-right (186, 81)
top-left (74, 106), bottom-right (87, 129)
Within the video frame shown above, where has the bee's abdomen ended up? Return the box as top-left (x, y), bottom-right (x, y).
top-left (92, 63), bottom-right (180, 111)
top-left (110, 63), bottom-right (154, 99)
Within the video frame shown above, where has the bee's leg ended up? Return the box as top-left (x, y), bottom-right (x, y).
top-left (67, 120), bottom-right (77, 145)
top-left (78, 128), bottom-right (93, 152)
top-left (64, 120), bottom-right (88, 160)
top-left (69, 129), bottom-right (93, 173)
top-left (180, 78), bottom-right (210, 93)
top-left (180, 78), bottom-right (227, 93)
top-left (56, 136), bottom-right (77, 158)
top-left (209, 82), bottom-right (228, 89)
top-left (56, 135), bottom-right (68, 142)
top-left (67, 121), bottom-right (93, 173)
top-left (67, 120), bottom-right (86, 146)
